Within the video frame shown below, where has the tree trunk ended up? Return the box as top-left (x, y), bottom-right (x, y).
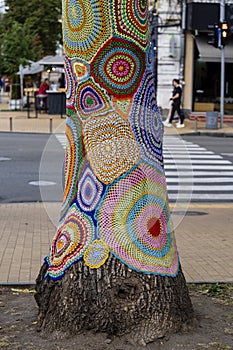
top-left (35, 0), bottom-right (194, 344)
top-left (35, 257), bottom-right (193, 345)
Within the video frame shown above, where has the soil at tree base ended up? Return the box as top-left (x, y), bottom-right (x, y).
top-left (0, 285), bottom-right (232, 350)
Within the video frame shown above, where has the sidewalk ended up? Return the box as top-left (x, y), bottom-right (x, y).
top-left (0, 202), bottom-right (232, 285)
top-left (0, 93), bottom-right (66, 134)
top-left (0, 92), bottom-right (233, 135)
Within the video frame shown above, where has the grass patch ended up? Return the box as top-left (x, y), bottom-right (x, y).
top-left (188, 283), bottom-right (233, 305)
top-left (201, 284), bottom-right (232, 297)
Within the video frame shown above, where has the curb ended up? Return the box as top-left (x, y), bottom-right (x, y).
top-left (164, 131), bottom-right (233, 137)
top-left (0, 282), bottom-right (36, 287)
top-left (179, 131), bottom-right (233, 137)
top-left (0, 130), bottom-right (52, 135)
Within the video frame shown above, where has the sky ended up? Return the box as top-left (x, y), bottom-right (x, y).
top-left (0, 0), bottom-right (5, 13)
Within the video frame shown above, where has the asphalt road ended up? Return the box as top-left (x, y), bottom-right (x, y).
top-left (182, 135), bottom-right (233, 163)
top-left (0, 132), bottom-right (233, 203)
top-left (0, 132), bottom-right (64, 203)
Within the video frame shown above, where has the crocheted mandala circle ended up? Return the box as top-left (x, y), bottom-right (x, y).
top-left (130, 71), bottom-right (164, 168)
top-left (111, 0), bottom-right (149, 50)
top-left (83, 113), bottom-right (140, 184)
top-left (62, 113), bottom-right (83, 218)
top-left (90, 38), bottom-right (145, 97)
top-left (46, 204), bottom-right (94, 280)
top-left (63, 0), bottom-right (111, 61)
top-left (84, 239), bottom-right (109, 268)
top-left (65, 56), bottom-right (76, 109)
top-left (77, 164), bottom-right (105, 212)
top-left (97, 162), bottom-right (179, 276)
top-left (72, 59), bottom-right (90, 82)
top-left (76, 78), bottom-right (113, 121)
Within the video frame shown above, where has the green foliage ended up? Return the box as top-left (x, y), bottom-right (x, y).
top-left (201, 283), bottom-right (232, 298)
top-left (0, 0), bottom-right (62, 75)
top-left (188, 283), bottom-right (233, 304)
top-left (188, 283), bottom-right (233, 305)
top-left (0, 21), bottom-right (39, 75)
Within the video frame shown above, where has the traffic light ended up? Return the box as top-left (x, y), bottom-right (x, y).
top-left (208, 23), bottom-right (220, 48)
top-left (220, 21), bottom-right (229, 46)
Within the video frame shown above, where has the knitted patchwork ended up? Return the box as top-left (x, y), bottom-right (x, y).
top-left (77, 164), bottom-right (105, 213)
top-left (84, 239), bottom-right (109, 269)
top-left (64, 56), bottom-right (76, 109)
top-left (61, 111), bottom-right (83, 218)
top-left (111, 0), bottom-right (149, 50)
top-left (112, 97), bottom-right (132, 121)
top-left (46, 204), bottom-right (94, 280)
top-left (129, 71), bottom-right (164, 168)
top-left (96, 162), bottom-right (179, 276)
top-left (83, 113), bottom-right (140, 184)
top-left (63, 0), bottom-right (112, 62)
top-left (90, 38), bottom-right (145, 97)
top-left (45, 0), bottom-right (180, 280)
top-left (76, 78), bottom-right (113, 120)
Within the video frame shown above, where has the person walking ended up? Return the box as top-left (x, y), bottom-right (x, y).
top-left (163, 79), bottom-right (185, 128)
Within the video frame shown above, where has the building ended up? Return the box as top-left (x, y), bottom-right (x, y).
top-left (154, 0), bottom-right (233, 114)
top-left (154, 0), bottom-right (184, 112)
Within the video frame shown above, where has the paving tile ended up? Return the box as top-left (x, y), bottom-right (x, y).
top-left (0, 202), bottom-right (233, 284)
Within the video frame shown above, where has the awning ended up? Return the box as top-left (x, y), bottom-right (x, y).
top-left (22, 61), bottom-right (44, 75)
top-left (17, 61), bottom-right (44, 75)
top-left (195, 37), bottom-right (233, 63)
top-left (38, 55), bottom-right (64, 66)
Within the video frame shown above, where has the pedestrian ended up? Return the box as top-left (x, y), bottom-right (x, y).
top-left (38, 78), bottom-right (49, 96)
top-left (0, 77), bottom-right (2, 105)
top-left (163, 79), bottom-right (185, 128)
top-left (0, 77), bottom-right (3, 92)
top-left (37, 78), bottom-right (49, 110)
top-left (4, 77), bottom-right (10, 95)
top-left (162, 100), bottom-right (173, 125)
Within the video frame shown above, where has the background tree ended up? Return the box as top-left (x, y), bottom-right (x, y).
top-left (0, 0), bottom-right (62, 75)
top-left (35, 0), bottom-right (194, 345)
top-left (0, 21), bottom-right (42, 75)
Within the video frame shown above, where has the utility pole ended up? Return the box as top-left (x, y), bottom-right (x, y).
top-left (208, 0), bottom-right (228, 128)
top-left (180, 0), bottom-right (186, 83)
top-left (220, 0), bottom-right (225, 129)
top-left (151, 0), bottom-right (159, 94)
top-left (19, 64), bottom-right (24, 111)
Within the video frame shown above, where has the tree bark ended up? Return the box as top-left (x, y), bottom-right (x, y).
top-left (35, 257), bottom-right (193, 345)
top-left (35, 0), bottom-right (194, 344)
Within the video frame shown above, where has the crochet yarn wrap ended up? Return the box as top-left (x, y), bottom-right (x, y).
top-left (45, 0), bottom-right (179, 280)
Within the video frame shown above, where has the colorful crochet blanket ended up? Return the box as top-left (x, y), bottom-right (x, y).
top-left (45, 0), bottom-right (179, 280)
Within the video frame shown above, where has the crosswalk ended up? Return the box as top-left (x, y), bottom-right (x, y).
top-left (55, 134), bottom-right (67, 150)
top-left (163, 136), bottom-right (233, 202)
top-left (55, 134), bottom-right (233, 202)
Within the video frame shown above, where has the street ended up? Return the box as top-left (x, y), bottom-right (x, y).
top-left (0, 133), bottom-right (64, 203)
top-left (164, 134), bottom-right (233, 202)
top-left (0, 132), bottom-right (233, 203)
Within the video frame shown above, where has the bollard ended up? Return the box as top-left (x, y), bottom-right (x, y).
top-left (194, 116), bottom-right (198, 132)
top-left (49, 118), bottom-right (53, 133)
top-left (9, 117), bottom-right (13, 132)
